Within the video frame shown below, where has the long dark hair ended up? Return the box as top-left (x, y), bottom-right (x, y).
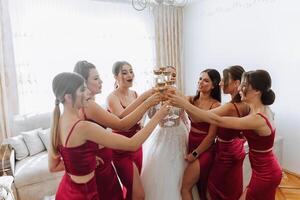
top-left (223, 65), bottom-right (245, 103)
top-left (242, 69), bottom-right (275, 105)
top-left (191, 69), bottom-right (221, 104)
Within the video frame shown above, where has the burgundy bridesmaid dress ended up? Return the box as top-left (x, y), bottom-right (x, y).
top-left (243, 113), bottom-right (282, 200)
top-left (112, 123), bottom-right (142, 200)
top-left (108, 93), bottom-right (142, 200)
top-left (188, 121), bottom-right (215, 200)
top-left (56, 120), bottom-right (99, 200)
top-left (95, 147), bottom-right (124, 200)
top-left (208, 103), bottom-right (246, 200)
top-left (82, 108), bottom-right (124, 200)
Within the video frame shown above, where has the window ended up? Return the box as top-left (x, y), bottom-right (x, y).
top-left (8, 0), bottom-right (155, 115)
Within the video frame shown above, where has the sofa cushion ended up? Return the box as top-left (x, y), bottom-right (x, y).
top-left (11, 112), bottom-right (51, 136)
top-left (22, 128), bottom-right (45, 156)
top-left (14, 151), bottom-right (63, 188)
top-left (38, 128), bottom-right (50, 151)
top-left (3, 135), bottom-right (29, 160)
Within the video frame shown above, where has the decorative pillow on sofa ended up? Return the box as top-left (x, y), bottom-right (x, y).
top-left (38, 128), bottom-right (50, 151)
top-left (21, 128), bottom-right (45, 156)
top-left (2, 135), bottom-right (29, 160)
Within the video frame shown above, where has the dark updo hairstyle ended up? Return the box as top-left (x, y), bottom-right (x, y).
top-left (242, 69), bottom-right (275, 105)
top-left (112, 61), bottom-right (132, 88)
top-left (51, 72), bottom-right (85, 155)
top-left (73, 60), bottom-right (96, 81)
top-left (191, 69), bottom-right (221, 104)
top-left (223, 65), bottom-right (245, 103)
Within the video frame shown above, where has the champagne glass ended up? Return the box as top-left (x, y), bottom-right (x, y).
top-left (166, 80), bottom-right (179, 123)
top-left (153, 68), bottom-right (162, 75)
top-left (159, 66), bottom-right (166, 72)
top-left (156, 81), bottom-right (166, 105)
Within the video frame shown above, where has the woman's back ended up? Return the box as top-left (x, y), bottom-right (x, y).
top-left (58, 119), bottom-right (98, 176)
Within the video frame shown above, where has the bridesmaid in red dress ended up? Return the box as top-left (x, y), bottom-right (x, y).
top-left (207, 66), bottom-right (249, 200)
top-left (169, 69), bottom-right (282, 200)
top-left (48, 72), bottom-right (169, 200)
top-left (106, 61), bottom-right (146, 200)
top-left (181, 69), bottom-right (221, 200)
top-left (73, 61), bottom-right (160, 200)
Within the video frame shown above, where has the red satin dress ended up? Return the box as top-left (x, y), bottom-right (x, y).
top-left (112, 123), bottom-right (142, 200)
top-left (188, 121), bottom-right (215, 200)
top-left (56, 120), bottom-right (99, 200)
top-left (110, 102), bottom-right (142, 200)
top-left (243, 113), bottom-right (282, 200)
top-left (208, 103), bottom-right (246, 200)
top-left (82, 109), bottom-right (124, 200)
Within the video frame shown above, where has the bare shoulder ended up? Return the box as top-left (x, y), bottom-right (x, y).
top-left (186, 96), bottom-right (193, 103)
top-left (107, 92), bottom-right (119, 103)
top-left (75, 120), bottom-right (101, 135)
top-left (223, 102), bottom-right (236, 112)
top-left (65, 120), bottom-right (95, 142)
top-left (129, 89), bottom-right (138, 98)
top-left (246, 112), bottom-right (264, 123)
top-left (211, 100), bottom-right (221, 108)
top-left (237, 102), bottom-right (250, 117)
top-left (75, 120), bottom-right (93, 131)
top-left (86, 99), bottom-right (97, 108)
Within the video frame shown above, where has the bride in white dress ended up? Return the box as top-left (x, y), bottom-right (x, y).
top-left (141, 66), bottom-right (199, 200)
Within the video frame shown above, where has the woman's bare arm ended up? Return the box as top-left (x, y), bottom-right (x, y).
top-left (83, 104), bottom-right (169, 151)
top-left (48, 152), bottom-right (65, 172)
top-left (86, 93), bottom-right (160, 130)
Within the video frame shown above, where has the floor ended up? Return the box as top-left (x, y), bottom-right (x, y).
top-left (276, 170), bottom-right (300, 200)
top-left (42, 169), bottom-right (300, 200)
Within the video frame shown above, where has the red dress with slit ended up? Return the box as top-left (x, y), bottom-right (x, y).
top-left (208, 103), bottom-right (246, 200)
top-left (112, 123), bottom-right (142, 200)
top-left (110, 102), bottom-right (142, 200)
top-left (82, 108), bottom-right (124, 200)
top-left (56, 120), bottom-right (99, 200)
top-left (188, 121), bottom-right (215, 200)
top-left (243, 113), bottom-right (282, 200)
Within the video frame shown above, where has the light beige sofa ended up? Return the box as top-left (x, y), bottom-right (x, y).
top-left (2, 113), bottom-right (63, 200)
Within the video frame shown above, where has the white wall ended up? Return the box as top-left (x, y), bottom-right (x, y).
top-left (183, 0), bottom-right (300, 174)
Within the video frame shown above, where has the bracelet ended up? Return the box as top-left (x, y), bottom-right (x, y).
top-left (192, 150), bottom-right (198, 158)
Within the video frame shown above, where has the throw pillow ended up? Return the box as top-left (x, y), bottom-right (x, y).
top-left (38, 128), bottom-right (50, 151)
top-left (2, 135), bottom-right (29, 160)
top-left (21, 128), bottom-right (45, 156)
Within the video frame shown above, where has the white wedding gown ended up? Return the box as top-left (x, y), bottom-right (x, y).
top-left (141, 107), bottom-right (199, 200)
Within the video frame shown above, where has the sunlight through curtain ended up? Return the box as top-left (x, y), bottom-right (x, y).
top-left (8, 0), bottom-right (156, 115)
top-left (0, 0), bottom-right (18, 142)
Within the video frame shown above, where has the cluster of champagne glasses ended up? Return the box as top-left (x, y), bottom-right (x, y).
top-left (153, 66), bottom-right (176, 93)
top-left (153, 66), bottom-right (179, 126)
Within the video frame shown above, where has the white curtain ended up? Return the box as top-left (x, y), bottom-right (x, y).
top-left (8, 0), bottom-right (156, 115)
top-left (153, 5), bottom-right (184, 91)
top-left (0, 0), bottom-right (18, 142)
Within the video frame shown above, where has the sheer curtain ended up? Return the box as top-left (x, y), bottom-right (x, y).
top-left (8, 0), bottom-right (156, 115)
top-left (0, 0), bottom-right (18, 142)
